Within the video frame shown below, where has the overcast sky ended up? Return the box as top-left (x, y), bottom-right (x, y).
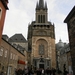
top-left (3, 0), bottom-right (75, 43)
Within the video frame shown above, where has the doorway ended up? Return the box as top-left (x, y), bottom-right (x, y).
top-left (39, 64), bottom-right (44, 69)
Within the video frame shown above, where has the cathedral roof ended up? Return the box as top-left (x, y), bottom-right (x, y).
top-left (9, 34), bottom-right (27, 43)
top-left (36, 0), bottom-right (47, 10)
top-left (56, 39), bottom-right (64, 48)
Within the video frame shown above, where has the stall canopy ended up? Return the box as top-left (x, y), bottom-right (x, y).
top-left (18, 60), bottom-right (25, 65)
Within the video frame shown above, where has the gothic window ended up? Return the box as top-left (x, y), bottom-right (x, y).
top-left (38, 15), bottom-right (45, 23)
top-left (39, 44), bottom-right (44, 55)
top-left (40, 15), bottom-right (42, 23)
top-left (43, 15), bottom-right (45, 23)
top-left (38, 15), bottom-right (40, 23)
top-left (0, 7), bottom-right (2, 20)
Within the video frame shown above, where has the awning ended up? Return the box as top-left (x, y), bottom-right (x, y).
top-left (18, 60), bottom-right (25, 65)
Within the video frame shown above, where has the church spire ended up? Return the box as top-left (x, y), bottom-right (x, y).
top-left (36, 0), bottom-right (47, 10)
top-left (36, 2), bottom-right (39, 10)
top-left (45, 2), bottom-right (48, 10)
top-left (39, 0), bottom-right (44, 9)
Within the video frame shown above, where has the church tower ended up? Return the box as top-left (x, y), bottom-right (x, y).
top-left (0, 0), bottom-right (8, 43)
top-left (27, 0), bottom-right (56, 69)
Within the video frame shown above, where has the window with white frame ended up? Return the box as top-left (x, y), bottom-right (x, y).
top-left (15, 55), bottom-right (17, 60)
top-left (0, 7), bottom-right (2, 20)
top-left (13, 54), bottom-right (15, 60)
top-left (10, 53), bottom-right (12, 59)
top-left (4, 50), bottom-right (7, 57)
top-left (0, 47), bottom-right (4, 56)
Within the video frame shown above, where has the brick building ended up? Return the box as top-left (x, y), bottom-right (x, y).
top-left (64, 6), bottom-right (75, 75)
top-left (0, 0), bottom-right (8, 44)
top-left (27, 0), bottom-right (56, 69)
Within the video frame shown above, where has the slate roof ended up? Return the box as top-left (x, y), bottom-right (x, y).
top-left (9, 34), bottom-right (27, 43)
top-left (2, 35), bottom-right (9, 41)
top-left (64, 6), bottom-right (75, 23)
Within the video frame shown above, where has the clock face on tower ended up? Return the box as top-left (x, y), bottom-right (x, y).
top-left (39, 44), bottom-right (44, 55)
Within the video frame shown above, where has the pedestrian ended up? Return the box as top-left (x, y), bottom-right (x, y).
top-left (49, 69), bottom-right (52, 75)
top-left (46, 68), bottom-right (50, 75)
top-left (36, 68), bottom-right (41, 75)
top-left (17, 68), bottom-right (23, 75)
top-left (23, 68), bottom-right (29, 75)
top-left (15, 68), bottom-right (18, 75)
top-left (52, 68), bottom-right (56, 75)
top-left (0, 71), bottom-right (4, 75)
top-left (41, 68), bottom-right (45, 75)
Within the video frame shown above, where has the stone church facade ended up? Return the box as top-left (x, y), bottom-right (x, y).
top-left (27, 0), bottom-right (56, 69)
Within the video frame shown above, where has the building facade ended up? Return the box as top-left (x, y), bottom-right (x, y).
top-left (28, 0), bottom-right (56, 69)
top-left (56, 40), bottom-right (72, 74)
top-left (64, 6), bottom-right (75, 75)
top-left (0, 36), bottom-right (25, 75)
top-left (8, 34), bottom-right (28, 65)
top-left (0, 0), bottom-right (8, 44)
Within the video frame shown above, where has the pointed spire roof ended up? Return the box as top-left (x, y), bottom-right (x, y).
top-left (36, 0), bottom-right (48, 10)
top-left (36, 2), bottom-right (39, 10)
top-left (39, 0), bottom-right (44, 9)
top-left (45, 2), bottom-right (48, 10)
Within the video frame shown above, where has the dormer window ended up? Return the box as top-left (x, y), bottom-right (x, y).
top-left (0, 7), bottom-right (2, 20)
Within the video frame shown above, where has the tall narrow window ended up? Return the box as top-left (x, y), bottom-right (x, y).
top-left (43, 15), bottom-right (45, 23)
top-left (4, 50), bottom-right (7, 57)
top-left (41, 15), bottom-right (42, 23)
top-left (38, 15), bottom-right (40, 23)
top-left (39, 44), bottom-right (44, 55)
top-left (0, 7), bottom-right (2, 20)
top-left (10, 53), bottom-right (12, 59)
